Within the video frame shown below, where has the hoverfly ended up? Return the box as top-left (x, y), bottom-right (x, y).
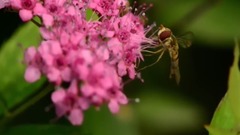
top-left (140, 24), bottom-right (193, 85)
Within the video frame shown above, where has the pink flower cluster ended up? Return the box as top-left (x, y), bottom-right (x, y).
top-left (0, 0), bottom-right (10, 9)
top-left (4, 0), bottom-right (153, 125)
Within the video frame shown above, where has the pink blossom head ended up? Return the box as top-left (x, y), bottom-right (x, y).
top-left (0, 0), bottom-right (10, 9)
top-left (11, 0), bottom-right (37, 10)
top-left (89, 0), bottom-right (128, 16)
top-left (19, 0), bottom-right (155, 126)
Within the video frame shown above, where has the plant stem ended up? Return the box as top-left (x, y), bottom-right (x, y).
top-left (0, 84), bottom-right (53, 128)
top-left (31, 18), bottom-right (42, 27)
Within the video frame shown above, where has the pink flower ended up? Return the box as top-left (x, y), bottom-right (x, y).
top-left (117, 29), bottom-right (131, 43)
top-left (42, 14), bottom-right (54, 27)
top-left (89, 0), bottom-right (128, 16)
top-left (37, 40), bottom-right (72, 85)
top-left (24, 47), bottom-right (42, 82)
top-left (108, 90), bottom-right (128, 113)
top-left (51, 80), bottom-right (89, 125)
top-left (68, 108), bottom-right (84, 125)
top-left (33, 3), bottom-right (47, 16)
top-left (0, 0), bottom-right (10, 9)
top-left (24, 66), bottom-right (41, 83)
top-left (11, 0), bottom-right (37, 21)
top-left (20, 0), bottom-right (155, 125)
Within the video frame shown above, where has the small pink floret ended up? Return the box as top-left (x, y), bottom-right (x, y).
top-left (24, 66), bottom-right (41, 83)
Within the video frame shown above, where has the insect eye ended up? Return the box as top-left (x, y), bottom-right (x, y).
top-left (159, 30), bottom-right (171, 41)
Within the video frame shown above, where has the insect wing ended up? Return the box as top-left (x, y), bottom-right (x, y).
top-left (176, 31), bottom-right (194, 48)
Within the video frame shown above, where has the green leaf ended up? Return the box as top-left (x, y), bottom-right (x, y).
top-left (227, 40), bottom-right (240, 122)
top-left (0, 22), bottom-right (45, 116)
top-left (134, 90), bottom-right (204, 134)
top-left (207, 94), bottom-right (236, 135)
top-left (2, 102), bottom-right (138, 135)
top-left (80, 106), bottom-right (139, 135)
top-left (2, 124), bottom-right (82, 135)
top-left (187, 1), bottom-right (240, 46)
top-left (206, 39), bottom-right (240, 135)
top-left (205, 125), bottom-right (236, 135)
top-left (86, 9), bottom-right (99, 21)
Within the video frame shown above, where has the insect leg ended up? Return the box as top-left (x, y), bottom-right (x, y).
top-left (142, 47), bottom-right (164, 56)
top-left (138, 48), bottom-right (166, 71)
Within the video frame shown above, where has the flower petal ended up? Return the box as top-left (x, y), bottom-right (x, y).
top-left (24, 66), bottom-right (41, 83)
top-left (51, 89), bottom-right (66, 103)
top-left (42, 14), bottom-right (54, 27)
top-left (108, 100), bottom-right (119, 114)
top-left (68, 108), bottom-right (84, 125)
top-left (19, 9), bottom-right (33, 22)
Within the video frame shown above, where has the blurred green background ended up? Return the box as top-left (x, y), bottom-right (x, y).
top-left (0, 0), bottom-right (240, 135)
